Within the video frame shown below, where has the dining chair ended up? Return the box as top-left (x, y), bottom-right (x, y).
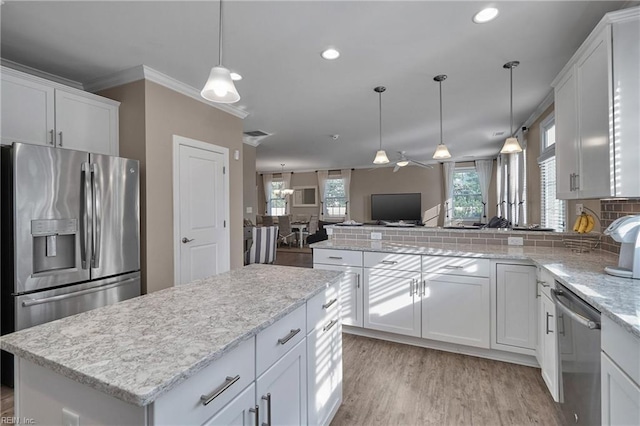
top-left (262, 215), bottom-right (274, 227)
top-left (277, 215), bottom-right (297, 246)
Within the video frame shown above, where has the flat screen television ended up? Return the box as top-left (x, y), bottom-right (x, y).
top-left (371, 193), bottom-right (422, 222)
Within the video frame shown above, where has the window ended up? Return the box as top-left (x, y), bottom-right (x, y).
top-left (324, 178), bottom-right (346, 217)
top-left (452, 168), bottom-right (483, 220)
top-left (269, 181), bottom-right (286, 216)
top-left (539, 113), bottom-right (565, 231)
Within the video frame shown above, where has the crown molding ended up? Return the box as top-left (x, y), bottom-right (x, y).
top-left (1, 58), bottom-right (84, 90)
top-left (84, 65), bottom-right (249, 120)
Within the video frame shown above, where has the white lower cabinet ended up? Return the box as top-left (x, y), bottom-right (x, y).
top-left (422, 273), bottom-right (490, 348)
top-left (202, 384), bottom-right (258, 426)
top-left (313, 264), bottom-right (363, 327)
top-left (539, 290), bottom-right (560, 401)
top-left (364, 269), bottom-right (421, 337)
top-left (257, 339), bottom-right (308, 426)
top-left (494, 264), bottom-right (537, 353)
top-left (601, 353), bottom-right (640, 426)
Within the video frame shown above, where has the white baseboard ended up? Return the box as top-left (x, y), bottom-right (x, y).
top-left (343, 325), bottom-right (540, 368)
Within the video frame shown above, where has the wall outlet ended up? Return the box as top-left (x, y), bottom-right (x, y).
top-left (576, 203), bottom-right (584, 216)
top-left (326, 227), bottom-right (333, 236)
top-left (507, 236), bottom-right (524, 246)
top-left (246, 206), bottom-right (253, 214)
top-left (371, 232), bottom-right (382, 240)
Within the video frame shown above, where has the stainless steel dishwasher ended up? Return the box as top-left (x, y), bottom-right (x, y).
top-left (551, 283), bottom-right (601, 425)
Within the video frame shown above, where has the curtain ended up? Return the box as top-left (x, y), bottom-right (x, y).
top-left (317, 170), bottom-right (329, 219)
top-left (496, 156), bottom-right (503, 217)
top-left (341, 169), bottom-right (351, 221)
top-left (508, 153), bottom-right (518, 225)
top-left (263, 173), bottom-right (273, 215)
top-left (474, 159), bottom-right (493, 223)
top-left (282, 172), bottom-right (292, 215)
top-left (442, 162), bottom-right (455, 225)
top-left (517, 151), bottom-right (526, 225)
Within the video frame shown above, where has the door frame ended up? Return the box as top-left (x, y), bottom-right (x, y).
top-left (172, 135), bottom-right (230, 286)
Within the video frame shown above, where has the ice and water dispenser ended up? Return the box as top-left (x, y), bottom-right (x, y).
top-left (31, 218), bottom-right (78, 274)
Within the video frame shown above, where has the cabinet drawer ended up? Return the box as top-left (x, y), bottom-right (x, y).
top-left (314, 249), bottom-right (362, 267)
top-left (364, 252), bottom-right (421, 272)
top-left (536, 267), bottom-right (556, 299)
top-left (306, 281), bottom-right (340, 334)
top-left (152, 338), bottom-right (255, 426)
top-left (422, 256), bottom-right (489, 278)
top-left (257, 304), bottom-right (306, 376)
top-left (602, 315), bottom-right (640, 386)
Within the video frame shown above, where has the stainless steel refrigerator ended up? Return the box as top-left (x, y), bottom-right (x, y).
top-left (1, 142), bottom-right (141, 386)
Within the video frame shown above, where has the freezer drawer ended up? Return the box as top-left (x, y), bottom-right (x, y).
top-left (15, 272), bottom-right (140, 331)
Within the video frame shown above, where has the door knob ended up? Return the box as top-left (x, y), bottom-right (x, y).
top-left (182, 237), bottom-right (194, 244)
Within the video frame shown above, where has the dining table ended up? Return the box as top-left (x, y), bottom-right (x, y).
top-left (290, 221), bottom-right (309, 248)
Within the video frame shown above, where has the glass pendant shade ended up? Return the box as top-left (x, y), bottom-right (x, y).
top-left (500, 136), bottom-right (523, 154)
top-left (432, 143), bottom-right (452, 160)
top-left (201, 66), bottom-right (240, 103)
top-left (373, 149), bottom-right (390, 164)
top-left (396, 160), bottom-right (409, 167)
top-left (282, 188), bottom-right (294, 196)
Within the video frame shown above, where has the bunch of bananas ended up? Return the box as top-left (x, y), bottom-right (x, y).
top-left (573, 213), bottom-right (595, 234)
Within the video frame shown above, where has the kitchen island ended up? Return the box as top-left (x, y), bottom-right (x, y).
top-left (1, 264), bottom-right (344, 425)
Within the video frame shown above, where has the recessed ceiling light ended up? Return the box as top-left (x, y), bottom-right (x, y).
top-left (473, 7), bottom-right (499, 24)
top-left (321, 48), bottom-right (340, 60)
top-left (230, 72), bottom-right (242, 81)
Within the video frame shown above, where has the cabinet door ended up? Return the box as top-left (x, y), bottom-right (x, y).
top-left (364, 269), bottom-right (421, 337)
top-left (314, 264), bottom-right (363, 327)
top-left (495, 264), bottom-right (537, 352)
top-left (1, 73), bottom-right (55, 146)
top-left (554, 67), bottom-right (579, 200)
top-left (257, 339), bottom-right (307, 426)
top-left (422, 274), bottom-right (490, 348)
top-left (576, 28), bottom-right (612, 198)
top-left (601, 353), bottom-right (640, 426)
top-left (55, 89), bottom-right (118, 155)
top-left (541, 294), bottom-right (560, 401)
top-left (202, 384), bottom-right (257, 426)
top-left (307, 318), bottom-right (342, 426)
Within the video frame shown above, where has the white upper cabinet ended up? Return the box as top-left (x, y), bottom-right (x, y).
top-left (552, 8), bottom-right (640, 199)
top-left (1, 66), bottom-right (119, 156)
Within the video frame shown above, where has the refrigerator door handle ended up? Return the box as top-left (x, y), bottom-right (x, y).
top-left (21, 277), bottom-right (139, 307)
top-left (91, 163), bottom-right (101, 268)
top-left (81, 162), bottom-right (92, 269)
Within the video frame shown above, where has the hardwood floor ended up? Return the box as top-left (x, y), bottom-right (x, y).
top-left (332, 334), bottom-right (564, 426)
top-left (273, 249), bottom-right (313, 268)
top-left (1, 385), bottom-right (13, 419)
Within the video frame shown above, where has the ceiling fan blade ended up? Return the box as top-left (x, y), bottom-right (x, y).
top-left (410, 159), bottom-right (434, 169)
top-left (393, 164), bottom-right (400, 173)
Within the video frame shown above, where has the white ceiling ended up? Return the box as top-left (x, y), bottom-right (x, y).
top-left (1, 1), bottom-right (634, 172)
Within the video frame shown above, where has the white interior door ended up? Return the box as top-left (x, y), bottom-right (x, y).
top-left (174, 136), bottom-right (229, 285)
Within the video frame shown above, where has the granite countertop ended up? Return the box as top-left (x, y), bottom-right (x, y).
top-left (0, 264), bottom-right (343, 406)
top-left (311, 239), bottom-right (640, 339)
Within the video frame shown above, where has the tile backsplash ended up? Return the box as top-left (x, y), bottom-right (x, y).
top-left (600, 199), bottom-right (640, 254)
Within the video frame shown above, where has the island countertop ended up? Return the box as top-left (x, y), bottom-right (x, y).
top-left (311, 239), bottom-right (640, 340)
top-left (0, 264), bottom-right (343, 407)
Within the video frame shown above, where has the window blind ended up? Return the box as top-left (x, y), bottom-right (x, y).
top-left (540, 156), bottom-right (565, 231)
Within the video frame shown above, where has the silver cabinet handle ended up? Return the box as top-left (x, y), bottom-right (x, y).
top-left (569, 173), bottom-right (573, 191)
top-left (322, 298), bottom-right (338, 309)
top-left (323, 318), bottom-right (338, 332)
top-left (443, 265), bottom-right (464, 269)
top-left (182, 237), bottom-right (195, 244)
top-left (200, 375), bottom-right (240, 406)
top-left (22, 277), bottom-right (138, 307)
top-left (91, 163), bottom-right (101, 268)
top-left (58, 131), bottom-right (63, 147)
top-left (574, 174), bottom-right (579, 191)
top-left (249, 405), bottom-right (259, 426)
top-left (381, 260), bottom-right (398, 265)
top-left (261, 393), bottom-right (272, 426)
top-left (49, 129), bottom-right (55, 145)
top-left (546, 312), bottom-right (554, 335)
top-left (422, 280), bottom-right (426, 297)
top-left (328, 256), bottom-right (343, 260)
top-left (356, 273), bottom-right (360, 289)
top-left (409, 279), bottom-right (414, 297)
top-left (536, 280), bottom-right (550, 288)
top-left (277, 328), bottom-right (301, 345)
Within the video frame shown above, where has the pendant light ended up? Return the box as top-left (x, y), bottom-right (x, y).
top-left (201, 0), bottom-right (240, 103)
top-left (372, 86), bottom-right (390, 164)
top-left (500, 61), bottom-right (523, 154)
top-left (432, 75), bottom-right (452, 160)
top-left (275, 164), bottom-right (294, 196)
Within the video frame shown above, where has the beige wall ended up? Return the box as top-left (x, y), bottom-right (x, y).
top-left (243, 145), bottom-right (257, 223)
top-left (100, 80), bottom-right (243, 294)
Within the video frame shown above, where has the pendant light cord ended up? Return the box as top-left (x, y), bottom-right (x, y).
top-left (379, 91), bottom-right (383, 150)
top-left (509, 66), bottom-right (513, 137)
top-left (439, 81), bottom-right (443, 144)
top-left (218, 0), bottom-right (223, 66)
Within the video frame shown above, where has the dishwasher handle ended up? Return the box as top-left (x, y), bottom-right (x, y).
top-left (550, 289), bottom-right (600, 330)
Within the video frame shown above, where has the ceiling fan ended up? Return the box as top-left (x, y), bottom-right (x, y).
top-left (391, 151), bottom-right (433, 172)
